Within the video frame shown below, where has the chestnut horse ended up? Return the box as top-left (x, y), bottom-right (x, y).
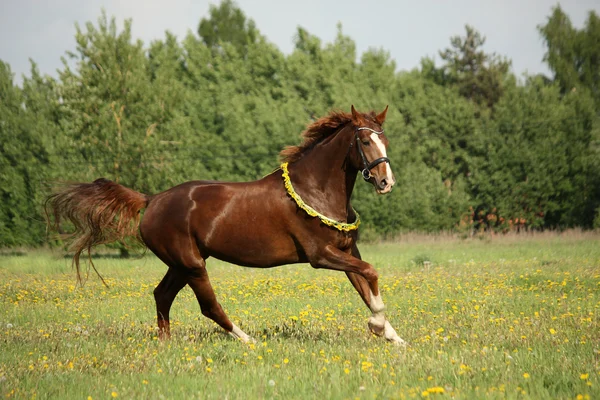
top-left (46, 106), bottom-right (406, 345)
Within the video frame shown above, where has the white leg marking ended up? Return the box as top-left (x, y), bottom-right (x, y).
top-left (367, 290), bottom-right (407, 346)
top-left (229, 323), bottom-right (254, 343)
top-left (368, 290), bottom-right (386, 332)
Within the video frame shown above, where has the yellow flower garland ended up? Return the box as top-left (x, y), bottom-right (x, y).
top-left (280, 162), bottom-right (360, 232)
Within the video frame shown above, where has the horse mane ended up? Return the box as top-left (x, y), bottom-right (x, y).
top-left (280, 109), bottom-right (379, 163)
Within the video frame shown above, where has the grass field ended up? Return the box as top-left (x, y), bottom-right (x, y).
top-left (1, 232), bottom-right (599, 399)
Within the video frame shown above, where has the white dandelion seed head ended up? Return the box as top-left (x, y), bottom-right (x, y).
top-left (268, 379), bottom-right (275, 387)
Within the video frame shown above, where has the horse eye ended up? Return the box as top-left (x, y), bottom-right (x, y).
top-left (362, 140), bottom-right (370, 146)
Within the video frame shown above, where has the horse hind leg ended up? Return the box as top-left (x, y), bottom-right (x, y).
top-left (154, 268), bottom-right (187, 339)
top-left (186, 266), bottom-right (253, 343)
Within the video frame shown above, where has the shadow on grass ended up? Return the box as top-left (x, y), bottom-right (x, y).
top-left (61, 252), bottom-right (149, 260)
top-left (0, 251), bottom-right (27, 257)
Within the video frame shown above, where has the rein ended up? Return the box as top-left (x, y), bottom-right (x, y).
top-left (280, 162), bottom-right (360, 232)
top-left (354, 127), bottom-right (391, 181)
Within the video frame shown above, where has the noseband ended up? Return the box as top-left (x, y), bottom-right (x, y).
top-left (353, 127), bottom-right (391, 181)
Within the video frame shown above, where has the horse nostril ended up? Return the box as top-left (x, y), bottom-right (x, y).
top-left (379, 178), bottom-right (388, 189)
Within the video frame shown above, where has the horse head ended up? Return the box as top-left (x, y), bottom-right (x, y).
top-left (349, 105), bottom-right (395, 194)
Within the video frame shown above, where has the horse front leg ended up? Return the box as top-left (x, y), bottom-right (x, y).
top-left (314, 244), bottom-right (407, 346)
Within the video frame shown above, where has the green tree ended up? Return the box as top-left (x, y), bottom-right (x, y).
top-left (198, 0), bottom-right (258, 56)
top-left (0, 61), bottom-right (57, 246)
top-left (432, 25), bottom-right (511, 109)
top-left (57, 12), bottom-right (164, 193)
top-left (539, 6), bottom-right (600, 110)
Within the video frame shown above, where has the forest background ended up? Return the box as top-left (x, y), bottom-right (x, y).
top-left (1, 1), bottom-right (599, 247)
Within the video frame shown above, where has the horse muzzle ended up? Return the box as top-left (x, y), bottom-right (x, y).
top-left (375, 175), bottom-right (395, 194)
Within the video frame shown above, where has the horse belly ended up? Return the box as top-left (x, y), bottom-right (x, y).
top-left (191, 188), bottom-right (302, 268)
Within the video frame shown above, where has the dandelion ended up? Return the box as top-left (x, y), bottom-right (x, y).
top-left (283, 358), bottom-right (289, 364)
top-left (426, 387), bottom-right (445, 394)
top-left (549, 328), bottom-right (556, 335)
top-left (523, 373), bottom-right (530, 379)
top-left (268, 379), bottom-right (275, 387)
top-left (111, 392), bottom-right (118, 398)
top-left (580, 373), bottom-right (589, 380)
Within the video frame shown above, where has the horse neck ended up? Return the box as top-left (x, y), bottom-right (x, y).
top-left (288, 125), bottom-right (358, 221)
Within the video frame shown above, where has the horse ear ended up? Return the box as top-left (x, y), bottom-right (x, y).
top-left (376, 105), bottom-right (389, 125)
top-left (351, 105), bottom-right (364, 125)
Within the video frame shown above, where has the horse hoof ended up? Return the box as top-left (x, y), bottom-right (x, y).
top-left (388, 336), bottom-right (409, 347)
top-left (368, 320), bottom-right (385, 337)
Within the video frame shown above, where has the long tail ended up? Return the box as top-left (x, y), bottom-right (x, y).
top-left (45, 178), bottom-right (149, 285)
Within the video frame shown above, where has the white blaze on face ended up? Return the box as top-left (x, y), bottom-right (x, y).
top-left (370, 133), bottom-right (394, 185)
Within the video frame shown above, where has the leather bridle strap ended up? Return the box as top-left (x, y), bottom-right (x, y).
top-left (354, 127), bottom-right (391, 181)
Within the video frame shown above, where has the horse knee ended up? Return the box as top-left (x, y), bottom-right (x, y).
top-left (363, 267), bottom-right (379, 284)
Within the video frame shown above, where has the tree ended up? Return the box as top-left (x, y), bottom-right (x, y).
top-left (433, 25), bottom-right (511, 109)
top-left (57, 12), bottom-right (164, 193)
top-left (0, 61), bottom-right (57, 246)
top-left (198, 0), bottom-right (258, 56)
top-left (539, 6), bottom-right (600, 111)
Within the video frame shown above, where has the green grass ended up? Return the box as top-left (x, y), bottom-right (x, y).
top-left (1, 232), bottom-right (599, 399)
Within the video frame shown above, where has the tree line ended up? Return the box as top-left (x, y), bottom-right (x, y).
top-left (1, 1), bottom-right (599, 247)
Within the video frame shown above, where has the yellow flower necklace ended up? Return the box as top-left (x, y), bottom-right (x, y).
top-left (280, 162), bottom-right (360, 232)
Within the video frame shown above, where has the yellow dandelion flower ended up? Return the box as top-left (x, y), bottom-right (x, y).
top-left (111, 392), bottom-right (118, 398)
top-left (549, 328), bottom-right (556, 335)
top-left (523, 373), bottom-right (530, 379)
top-left (283, 358), bottom-right (289, 364)
top-left (427, 387), bottom-right (445, 394)
top-left (580, 373), bottom-right (589, 380)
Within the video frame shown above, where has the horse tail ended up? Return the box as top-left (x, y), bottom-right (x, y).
top-left (45, 178), bottom-right (150, 286)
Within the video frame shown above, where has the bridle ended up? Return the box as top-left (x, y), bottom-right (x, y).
top-left (351, 127), bottom-right (391, 181)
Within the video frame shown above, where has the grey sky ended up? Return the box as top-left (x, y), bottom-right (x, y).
top-left (1, 0), bottom-right (598, 85)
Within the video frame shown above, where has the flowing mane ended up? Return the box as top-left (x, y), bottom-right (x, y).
top-left (280, 109), bottom-right (382, 162)
top-left (279, 110), bottom-right (352, 162)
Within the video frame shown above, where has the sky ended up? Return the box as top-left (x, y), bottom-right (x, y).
top-left (1, 0), bottom-right (599, 85)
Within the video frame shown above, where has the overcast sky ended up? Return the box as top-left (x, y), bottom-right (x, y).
top-left (1, 0), bottom-right (598, 85)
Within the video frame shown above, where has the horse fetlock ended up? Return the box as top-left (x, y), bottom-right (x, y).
top-left (229, 323), bottom-right (254, 344)
top-left (368, 315), bottom-right (385, 336)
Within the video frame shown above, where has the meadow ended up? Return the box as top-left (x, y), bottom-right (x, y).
top-left (1, 232), bottom-right (599, 399)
